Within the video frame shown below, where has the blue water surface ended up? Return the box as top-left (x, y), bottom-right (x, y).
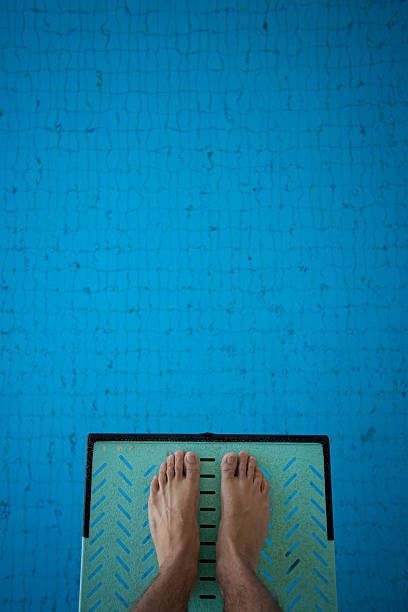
top-left (0, 0), bottom-right (407, 610)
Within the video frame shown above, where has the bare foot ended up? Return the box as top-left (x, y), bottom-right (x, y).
top-left (216, 450), bottom-right (270, 575)
top-left (148, 450), bottom-right (200, 574)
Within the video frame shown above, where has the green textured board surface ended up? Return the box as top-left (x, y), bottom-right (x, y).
top-left (79, 434), bottom-right (338, 611)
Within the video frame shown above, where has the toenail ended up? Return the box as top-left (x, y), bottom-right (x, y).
top-left (186, 453), bottom-right (196, 463)
top-left (227, 455), bottom-right (234, 464)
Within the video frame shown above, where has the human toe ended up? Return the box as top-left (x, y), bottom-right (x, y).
top-left (238, 450), bottom-right (250, 479)
top-left (220, 452), bottom-right (237, 478)
top-left (184, 451), bottom-right (200, 478)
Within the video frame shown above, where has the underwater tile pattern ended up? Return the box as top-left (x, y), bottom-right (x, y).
top-left (0, 0), bottom-right (407, 610)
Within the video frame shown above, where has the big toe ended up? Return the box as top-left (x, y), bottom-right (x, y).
top-left (184, 451), bottom-right (200, 478)
top-left (221, 452), bottom-right (237, 478)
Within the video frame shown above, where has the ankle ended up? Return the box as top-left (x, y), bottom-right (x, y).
top-left (132, 556), bottom-right (197, 612)
top-left (216, 550), bottom-right (254, 588)
top-left (160, 551), bottom-right (199, 585)
top-left (217, 563), bottom-right (282, 612)
top-left (216, 537), bottom-right (256, 581)
top-left (216, 557), bottom-right (283, 612)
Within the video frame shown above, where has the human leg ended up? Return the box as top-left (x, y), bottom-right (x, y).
top-left (216, 553), bottom-right (283, 612)
top-left (215, 451), bottom-right (284, 612)
top-left (131, 450), bottom-right (200, 611)
top-left (131, 553), bottom-right (197, 612)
